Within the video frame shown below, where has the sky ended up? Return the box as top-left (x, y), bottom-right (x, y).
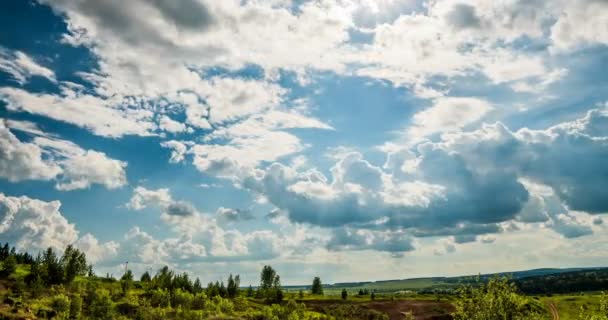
top-left (1, 0), bottom-right (607, 286)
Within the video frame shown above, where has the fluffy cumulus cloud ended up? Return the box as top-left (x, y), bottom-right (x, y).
top-left (1, 0), bottom-right (608, 277)
top-left (0, 193), bottom-right (117, 261)
top-left (0, 193), bottom-right (78, 250)
top-left (0, 120), bottom-right (127, 190)
top-left (237, 107), bottom-right (608, 252)
top-left (122, 186), bottom-right (299, 266)
top-left (407, 97), bottom-right (493, 140)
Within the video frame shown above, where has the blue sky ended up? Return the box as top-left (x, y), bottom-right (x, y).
top-left (1, 0), bottom-right (608, 285)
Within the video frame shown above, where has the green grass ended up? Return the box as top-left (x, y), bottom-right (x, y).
top-left (538, 293), bottom-right (605, 320)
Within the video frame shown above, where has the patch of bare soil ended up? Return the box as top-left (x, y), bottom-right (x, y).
top-left (303, 299), bottom-right (455, 320)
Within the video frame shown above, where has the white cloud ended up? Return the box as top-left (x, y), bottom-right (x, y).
top-left (75, 233), bottom-right (119, 264)
top-left (0, 87), bottom-right (156, 138)
top-left (550, 0), bottom-right (608, 51)
top-left (126, 186), bottom-right (173, 210)
top-left (0, 120), bottom-right (127, 190)
top-left (0, 120), bottom-right (62, 182)
top-left (407, 97), bottom-right (493, 140)
top-left (0, 193), bottom-right (78, 251)
top-left (0, 48), bottom-right (56, 84)
top-left (0, 193), bottom-right (117, 263)
top-left (158, 115), bottom-right (187, 133)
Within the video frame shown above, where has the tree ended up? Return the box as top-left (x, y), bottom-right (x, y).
top-left (25, 255), bottom-right (44, 293)
top-left (227, 274), bottom-right (240, 298)
top-left (193, 277), bottom-right (203, 294)
top-left (121, 269), bottom-right (134, 295)
top-left (62, 245), bottom-right (87, 283)
top-left (311, 276), bottom-right (323, 295)
top-left (140, 271), bottom-right (151, 282)
top-left (341, 289), bottom-right (348, 300)
top-left (260, 265), bottom-right (277, 291)
top-left (0, 243), bottom-right (9, 261)
top-left (219, 281), bottom-right (227, 297)
top-left (371, 292), bottom-right (376, 300)
top-left (247, 285), bottom-right (254, 297)
top-left (2, 254), bottom-right (17, 275)
top-left (259, 265), bottom-right (283, 302)
top-left (43, 247), bottom-right (64, 285)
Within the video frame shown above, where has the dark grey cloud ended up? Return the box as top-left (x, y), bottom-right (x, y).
top-left (43, 0), bottom-right (215, 47)
top-left (166, 201), bottom-right (196, 216)
top-left (453, 234), bottom-right (476, 244)
top-left (217, 207), bottom-right (254, 222)
top-left (149, 0), bottom-right (214, 30)
top-left (327, 229), bottom-right (415, 253)
top-left (445, 4), bottom-right (481, 30)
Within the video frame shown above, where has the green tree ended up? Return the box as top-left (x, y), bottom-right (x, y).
top-left (0, 243), bottom-right (9, 260)
top-left (43, 247), bottom-right (64, 285)
top-left (341, 289), bottom-right (348, 300)
top-left (2, 254), bottom-right (17, 275)
top-left (140, 271), bottom-right (151, 282)
top-left (247, 285), bottom-right (254, 297)
top-left (453, 277), bottom-right (544, 320)
top-left (227, 274), bottom-right (240, 298)
top-left (121, 269), bottom-right (134, 295)
top-left (193, 277), bottom-right (203, 293)
top-left (62, 245), bottom-right (87, 283)
top-left (311, 276), bottom-right (323, 295)
top-left (260, 265), bottom-right (277, 291)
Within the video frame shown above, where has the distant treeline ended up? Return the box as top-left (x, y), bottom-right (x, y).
top-left (515, 269), bottom-right (608, 294)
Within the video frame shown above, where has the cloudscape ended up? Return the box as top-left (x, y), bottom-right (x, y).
top-left (1, 0), bottom-right (607, 288)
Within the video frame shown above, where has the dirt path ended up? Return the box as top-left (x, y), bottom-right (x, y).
top-left (548, 302), bottom-right (560, 320)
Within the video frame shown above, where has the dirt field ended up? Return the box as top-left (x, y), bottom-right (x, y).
top-left (302, 299), bottom-right (455, 320)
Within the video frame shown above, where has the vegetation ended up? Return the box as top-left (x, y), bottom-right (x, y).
top-left (1, 241), bottom-right (607, 320)
top-left (311, 277), bottom-right (323, 295)
top-left (453, 277), bottom-right (545, 320)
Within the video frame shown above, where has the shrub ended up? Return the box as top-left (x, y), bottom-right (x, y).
top-left (191, 292), bottom-right (207, 310)
top-left (578, 292), bottom-right (608, 320)
top-left (172, 288), bottom-right (194, 309)
top-left (69, 294), bottom-right (82, 319)
top-left (150, 289), bottom-right (171, 308)
top-left (51, 294), bottom-right (71, 319)
top-left (453, 277), bottom-right (544, 320)
top-left (90, 289), bottom-right (114, 319)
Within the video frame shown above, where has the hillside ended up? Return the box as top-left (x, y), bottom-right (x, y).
top-left (323, 267), bottom-right (608, 293)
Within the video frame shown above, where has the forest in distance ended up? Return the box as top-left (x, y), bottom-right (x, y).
top-left (1, 242), bottom-right (607, 320)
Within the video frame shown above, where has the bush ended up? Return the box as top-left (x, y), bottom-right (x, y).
top-left (150, 288), bottom-right (171, 308)
top-left (578, 292), bottom-right (608, 320)
top-left (453, 277), bottom-right (544, 320)
top-left (172, 288), bottom-right (194, 309)
top-left (51, 294), bottom-right (71, 319)
top-left (191, 292), bottom-right (207, 310)
top-left (69, 294), bottom-right (82, 319)
top-left (90, 289), bottom-right (114, 319)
